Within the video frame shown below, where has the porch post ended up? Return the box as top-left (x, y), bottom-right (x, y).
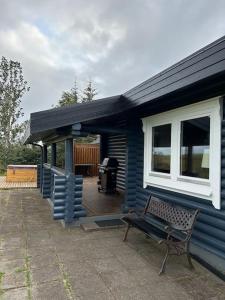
top-left (39, 146), bottom-right (43, 190)
top-left (64, 138), bottom-right (75, 223)
top-left (37, 145), bottom-right (43, 190)
top-left (50, 143), bottom-right (57, 201)
top-left (51, 143), bottom-right (56, 166)
top-left (42, 145), bottom-right (51, 198)
top-left (65, 138), bottom-right (74, 174)
top-left (43, 144), bottom-right (48, 163)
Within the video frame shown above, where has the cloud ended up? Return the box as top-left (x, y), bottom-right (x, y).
top-left (0, 0), bottom-right (225, 119)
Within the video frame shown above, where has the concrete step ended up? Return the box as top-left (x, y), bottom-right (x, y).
top-left (81, 218), bottom-right (125, 232)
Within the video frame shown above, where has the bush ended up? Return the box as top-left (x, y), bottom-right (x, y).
top-left (0, 144), bottom-right (41, 172)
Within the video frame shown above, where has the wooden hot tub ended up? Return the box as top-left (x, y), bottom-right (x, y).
top-left (6, 165), bottom-right (37, 182)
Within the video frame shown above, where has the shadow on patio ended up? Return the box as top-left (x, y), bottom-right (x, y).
top-left (0, 189), bottom-right (224, 299)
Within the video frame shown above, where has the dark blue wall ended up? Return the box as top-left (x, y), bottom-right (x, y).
top-left (106, 133), bottom-right (127, 190)
top-left (125, 103), bottom-right (225, 274)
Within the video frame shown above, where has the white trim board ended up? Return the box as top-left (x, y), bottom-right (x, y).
top-left (142, 97), bottom-right (222, 209)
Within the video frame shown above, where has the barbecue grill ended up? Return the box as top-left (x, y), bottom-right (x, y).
top-left (97, 158), bottom-right (119, 193)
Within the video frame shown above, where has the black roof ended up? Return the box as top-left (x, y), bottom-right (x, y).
top-left (25, 35), bottom-right (225, 143)
top-left (30, 95), bottom-right (131, 134)
top-left (25, 95), bottom-right (134, 143)
top-left (124, 35), bottom-right (225, 105)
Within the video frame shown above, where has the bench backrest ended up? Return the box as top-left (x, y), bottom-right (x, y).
top-left (145, 196), bottom-right (198, 231)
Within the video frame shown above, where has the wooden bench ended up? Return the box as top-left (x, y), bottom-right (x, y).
top-left (122, 196), bottom-right (199, 274)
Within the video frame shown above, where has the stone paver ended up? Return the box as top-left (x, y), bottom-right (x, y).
top-left (0, 189), bottom-right (225, 300)
top-left (1, 287), bottom-right (28, 300)
top-left (32, 281), bottom-right (68, 300)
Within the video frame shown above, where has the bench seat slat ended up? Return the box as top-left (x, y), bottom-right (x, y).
top-left (123, 216), bottom-right (168, 240)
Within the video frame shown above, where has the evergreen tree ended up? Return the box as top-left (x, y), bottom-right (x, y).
top-left (57, 80), bottom-right (79, 107)
top-left (81, 80), bottom-right (97, 103)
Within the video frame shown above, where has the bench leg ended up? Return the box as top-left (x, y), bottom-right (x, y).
top-left (187, 252), bottom-right (194, 269)
top-left (185, 242), bottom-right (194, 269)
top-left (123, 224), bottom-right (131, 242)
top-left (159, 246), bottom-right (169, 275)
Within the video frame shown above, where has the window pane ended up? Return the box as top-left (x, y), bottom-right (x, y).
top-left (180, 117), bottom-right (210, 179)
top-left (152, 124), bottom-right (171, 173)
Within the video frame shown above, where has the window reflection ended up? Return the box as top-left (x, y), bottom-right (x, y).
top-left (180, 117), bottom-right (210, 179)
top-left (152, 124), bottom-right (171, 173)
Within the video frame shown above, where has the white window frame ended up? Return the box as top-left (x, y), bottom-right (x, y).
top-left (142, 97), bottom-right (222, 209)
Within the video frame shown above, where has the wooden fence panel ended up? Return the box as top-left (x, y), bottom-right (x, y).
top-left (74, 144), bottom-right (100, 176)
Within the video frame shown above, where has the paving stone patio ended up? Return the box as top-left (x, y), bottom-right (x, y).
top-left (0, 189), bottom-right (224, 300)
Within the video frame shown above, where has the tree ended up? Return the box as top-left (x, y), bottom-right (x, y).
top-left (81, 80), bottom-right (97, 103)
top-left (7, 144), bottom-right (41, 165)
top-left (54, 79), bottom-right (98, 145)
top-left (57, 80), bottom-right (79, 107)
top-left (0, 56), bottom-right (30, 169)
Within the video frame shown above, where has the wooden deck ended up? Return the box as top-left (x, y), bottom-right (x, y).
top-left (0, 176), bottom-right (37, 189)
top-left (83, 177), bottom-right (124, 216)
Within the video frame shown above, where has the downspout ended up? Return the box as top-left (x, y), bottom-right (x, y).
top-left (31, 143), bottom-right (43, 190)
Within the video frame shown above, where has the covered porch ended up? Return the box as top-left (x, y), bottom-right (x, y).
top-left (25, 97), bottom-right (133, 224)
top-left (38, 128), bottom-right (128, 224)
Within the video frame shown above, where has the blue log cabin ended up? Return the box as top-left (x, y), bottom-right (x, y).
top-left (24, 36), bottom-right (225, 276)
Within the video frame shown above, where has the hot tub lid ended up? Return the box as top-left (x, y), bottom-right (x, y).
top-left (7, 165), bottom-right (37, 169)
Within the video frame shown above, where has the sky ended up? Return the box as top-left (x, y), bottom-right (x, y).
top-left (1, 0), bottom-right (225, 120)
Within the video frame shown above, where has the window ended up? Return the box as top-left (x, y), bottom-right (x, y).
top-left (180, 117), bottom-right (210, 179)
top-left (142, 98), bottom-right (221, 209)
top-left (152, 124), bottom-right (171, 173)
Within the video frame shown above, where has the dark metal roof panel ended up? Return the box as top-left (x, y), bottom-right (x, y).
top-left (124, 36), bottom-right (225, 105)
top-left (30, 95), bottom-right (131, 134)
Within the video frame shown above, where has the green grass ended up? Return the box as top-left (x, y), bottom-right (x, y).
top-left (62, 272), bottom-right (73, 295)
top-left (0, 170), bottom-right (6, 176)
top-left (24, 256), bottom-right (32, 300)
top-left (56, 253), bottom-right (74, 300)
top-left (0, 271), bottom-right (5, 296)
top-left (15, 267), bottom-right (26, 273)
top-left (0, 272), bottom-right (5, 283)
